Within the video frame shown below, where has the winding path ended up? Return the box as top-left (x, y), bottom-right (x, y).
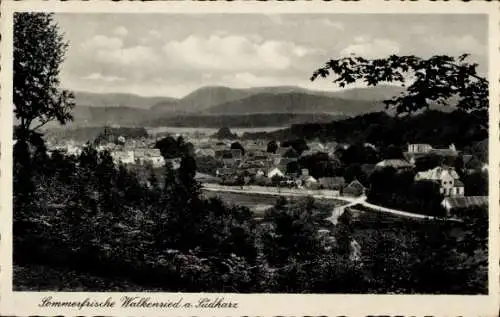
top-left (201, 183), bottom-right (460, 222)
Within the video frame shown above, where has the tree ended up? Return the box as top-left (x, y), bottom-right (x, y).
top-left (14, 13), bottom-right (75, 143)
top-left (311, 54), bottom-right (488, 129)
top-left (414, 154), bottom-right (445, 172)
top-left (155, 135), bottom-right (191, 159)
top-left (230, 141), bottom-right (245, 156)
top-left (286, 161), bottom-right (300, 175)
top-left (267, 140), bottom-right (278, 154)
top-left (213, 127), bottom-right (237, 139)
top-left (282, 139), bottom-right (309, 155)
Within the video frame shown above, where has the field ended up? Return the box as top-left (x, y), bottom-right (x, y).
top-left (202, 190), bottom-right (345, 216)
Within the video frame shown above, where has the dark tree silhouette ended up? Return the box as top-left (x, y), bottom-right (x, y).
top-left (213, 127), bottom-right (237, 139)
top-left (14, 13), bottom-right (75, 143)
top-left (311, 54), bottom-right (488, 128)
top-left (230, 141), bottom-right (245, 156)
top-left (267, 140), bottom-right (279, 153)
top-left (282, 139), bottom-right (309, 155)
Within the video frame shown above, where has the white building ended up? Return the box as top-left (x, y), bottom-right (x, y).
top-left (267, 167), bottom-right (285, 179)
top-left (407, 143), bottom-right (433, 154)
top-left (111, 151), bottom-right (135, 165)
top-left (415, 166), bottom-right (464, 197)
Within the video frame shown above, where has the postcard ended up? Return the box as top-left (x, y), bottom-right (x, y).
top-left (0, 1), bottom-right (499, 316)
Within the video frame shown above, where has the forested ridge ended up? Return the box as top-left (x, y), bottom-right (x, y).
top-left (243, 110), bottom-right (487, 149)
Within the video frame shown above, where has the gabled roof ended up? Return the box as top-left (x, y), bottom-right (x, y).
top-left (376, 159), bottom-right (412, 168)
top-left (416, 166), bottom-right (460, 180)
top-left (429, 148), bottom-right (459, 156)
top-left (345, 179), bottom-right (365, 190)
top-left (442, 196), bottom-right (488, 209)
top-left (300, 150), bottom-right (315, 157)
top-left (299, 175), bottom-right (317, 182)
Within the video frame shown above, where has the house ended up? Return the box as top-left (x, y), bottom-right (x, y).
top-left (408, 143), bottom-right (433, 154)
top-left (216, 167), bottom-right (237, 178)
top-left (267, 167), bottom-right (285, 179)
top-left (214, 142), bottom-right (229, 152)
top-left (195, 148), bottom-right (215, 157)
top-left (441, 196), bottom-right (488, 216)
top-left (134, 149), bottom-right (165, 167)
top-left (274, 156), bottom-right (298, 166)
top-left (318, 177), bottom-right (345, 190)
top-left (148, 155), bottom-right (165, 168)
top-left (222, 157), bottom-right (239, 167)
top-left (111, 150), bottom-right (135, 165)
top-left (309, 142), bottom-right (325, 152)
top-left (195, 172), bottom-right (220, 183)
top-left (230, 149), bottom-right (243, 159)
top-left (215, 149), bottom-right (232, 159)
top-left (66, 145), bottom-right (82, 156)
top-left (300, 150), bottom-right (315, 157)
top-left (364, 143), bottom-right (377, 150)
top-left (343, 180), bottom-right (366, 197)
top-left (296, 175), bottom-right (318, 188)
top-left (247, 167), bottom-right (265, 177)
top-left (375, 159), bottom-right (413, 171)
top-left (415, 166), bottom-right (464, 197)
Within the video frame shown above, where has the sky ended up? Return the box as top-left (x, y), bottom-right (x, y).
top-left (54, 13), bottom-right (488, 98)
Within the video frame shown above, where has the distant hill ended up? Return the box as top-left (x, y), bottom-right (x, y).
top-left (204, 92), bottom-right (384, 115)
top-left (334, 85), bottom-right (406, 101)
top-left (64, 85), bottom-right (455, 128)
top-left (144, 113), bottom-right (347, 128)
top-left (64, 105), bottom-right (150, 127)
top-left (74, 91), bottom-right (178, 110)
top-left (150, 85), bottom-right (320, 113)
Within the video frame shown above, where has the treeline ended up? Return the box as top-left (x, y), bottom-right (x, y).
top-left (242, 110), bottom-right (487, 149)
top-left (144, 113), bottom-right (346, 128)
top-left (13, 140), bottom-right (488, 293)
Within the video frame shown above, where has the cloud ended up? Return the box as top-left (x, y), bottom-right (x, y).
top-left (113, 26), bottom-right (129, 37)
top-left (82, 72), bottom-right (125, 82)
top-left (82, 35), bottom-right (123, 51)
top-left (425, 34), bottom-right (486, 56)
top-left (320, 19), bottom-right (344, 30)
top-left (97, 45), bottom-right (160, 66)
top-left (162, 34), bottom-right (316, 72)
top-left (340, 37), bottom-right (400, 58)
top-left (81, 35), bottom-right (160, 68)
top-left (148, 30), bottom-right (161, 39)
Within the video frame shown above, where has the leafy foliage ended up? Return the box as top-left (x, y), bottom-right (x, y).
top-left (14, 13), bottom-right (75, 142)
top-left (212, 127), bottom-right (238, 139)
top-left (155, 135), bottom-right (192, 159)
top-left (243, 110), bottom-right (487, 150)
top-left (311, 54), bottom-right (488, 127)
top-left (230, 141), bottom-right (245, 156)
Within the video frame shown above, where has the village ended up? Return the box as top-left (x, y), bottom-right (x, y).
top-left (45, 130), bottom-right (489, 218)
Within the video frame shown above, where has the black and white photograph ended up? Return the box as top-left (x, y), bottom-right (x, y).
top-left (1, 1), bottom-right (499, 316)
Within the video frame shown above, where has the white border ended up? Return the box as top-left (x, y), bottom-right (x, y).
top-left (1, 1), bottom-right (499, 316)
